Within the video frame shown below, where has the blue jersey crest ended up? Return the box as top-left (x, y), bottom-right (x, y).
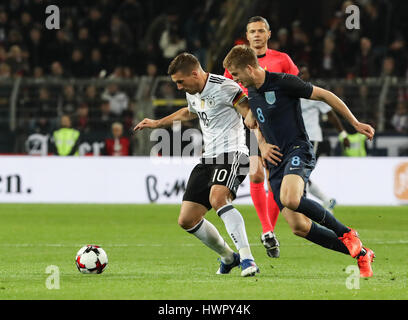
top-left (265, 91), bottom-right (276, 105)
top-left (248, 71), bottom-right (313, 153)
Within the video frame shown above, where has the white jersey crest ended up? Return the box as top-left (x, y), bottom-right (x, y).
top-left (186, 74), bottom-right (248, 157)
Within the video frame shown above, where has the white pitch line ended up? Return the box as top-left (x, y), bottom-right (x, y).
top-left (1, 239), bottom-right (408, 248)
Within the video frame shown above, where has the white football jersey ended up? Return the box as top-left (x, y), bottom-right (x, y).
top-left (186, 74), bottom-right (248, 158)
top-left (300, 98), bottom-right (332, 142)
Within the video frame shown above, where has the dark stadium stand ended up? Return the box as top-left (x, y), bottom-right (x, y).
top-left (0, 0), bottom-right (406, 154)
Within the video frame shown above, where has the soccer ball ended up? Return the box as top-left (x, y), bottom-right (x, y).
top-left (75, 245), bottom-right (108, 274)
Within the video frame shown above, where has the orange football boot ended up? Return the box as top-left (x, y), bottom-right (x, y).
top-left (358, 248), bottom-right (375, 277)
top-left (339, 229), bottom-right (363, 258)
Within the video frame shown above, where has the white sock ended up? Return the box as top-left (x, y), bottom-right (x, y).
top-left (187, 219), bottom-right (235, 264)
top-left (217, 204), bottom-right (254, 261)
top-left (308, 180), bottom-right (330, 203)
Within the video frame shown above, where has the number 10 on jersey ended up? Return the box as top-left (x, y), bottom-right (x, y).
top-left (212, 168), bottom-right (228, 183)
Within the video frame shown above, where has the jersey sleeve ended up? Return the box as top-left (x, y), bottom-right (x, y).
top-left (232, 89), bottom-right (247, 108)
top-left (279, 73), bottom-right (313, 99)
top-left (221, 80), bottom-right (247, 108)
top-left (281, 53), bottom-right (299, 76)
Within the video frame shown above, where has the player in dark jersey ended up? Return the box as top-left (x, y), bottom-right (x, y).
top-left (224, 16), bottom-right (299, 258)
top-left (223, 45), bottom-right (375, 277)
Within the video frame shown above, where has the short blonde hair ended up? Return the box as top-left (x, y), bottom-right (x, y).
top-left (223, 45), bottom-right (259, 70)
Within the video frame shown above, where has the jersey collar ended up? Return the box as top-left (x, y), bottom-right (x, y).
top-left (257, 70), bottom-right (271, 93)
top-left (199, 72), bottom-right (211, 97)
top-left (256, 48), bottom-right (270, 59)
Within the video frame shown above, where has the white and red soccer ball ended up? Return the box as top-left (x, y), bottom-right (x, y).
top-left (75, 245), bottom-right (108, 274)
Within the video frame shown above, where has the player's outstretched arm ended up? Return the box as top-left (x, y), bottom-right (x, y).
top-left (133, 107), bottom-right (197, 131)
top-left (310, 86), bottom-right (375, 141)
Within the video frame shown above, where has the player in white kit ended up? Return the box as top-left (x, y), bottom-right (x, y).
top-left (299, 65), bottom-right (350, 211)
top-left (134, 53), bottom-right (262, 277)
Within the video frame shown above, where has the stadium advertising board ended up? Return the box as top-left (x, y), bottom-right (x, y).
top-left (0, 156), bottom-right (407, 205)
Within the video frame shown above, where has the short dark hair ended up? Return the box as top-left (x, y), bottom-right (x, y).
top-left (167, 52), bottom-right (200, 75)
top-left (247, 16), bottom-right (270, 31)
top-left (223, 45), bottom-right (259, 70)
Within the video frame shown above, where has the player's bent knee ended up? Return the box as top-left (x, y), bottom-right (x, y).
top-left (177, 216), bottom-right (189, 230)
top-left (178, 216), bottom-right (198, 230)
top-left (292, 226), bottom-right (308, 238)
top-left (290, 219), bottom-right (310, 238)
top-left (179, 201), bottom-right (208, 230)
top-left (249, 171), bottom-right (264, 184)
top-left (280, 194), bottom-right (301, 211)
top-left (249, 158), bottom-right (264, 183)
top-left (209, 196), bottom-right (227, 212)
top-left (209, 186), bottom-right (232, 212)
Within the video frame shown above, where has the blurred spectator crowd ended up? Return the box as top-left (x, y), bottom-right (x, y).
top-left (248, 0), bottom-right (407, 79)
top-left (0, 0), bottom-right (221, 79)
top-left (0, 0), bottom-right (406, 155)
top-left (0, 0), bottom-right (222, 154)
top-left (239, 0), bottom-right (408, 133)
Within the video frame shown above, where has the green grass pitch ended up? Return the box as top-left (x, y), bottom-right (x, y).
top-left (0, 204), bottom-right (407, 300)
